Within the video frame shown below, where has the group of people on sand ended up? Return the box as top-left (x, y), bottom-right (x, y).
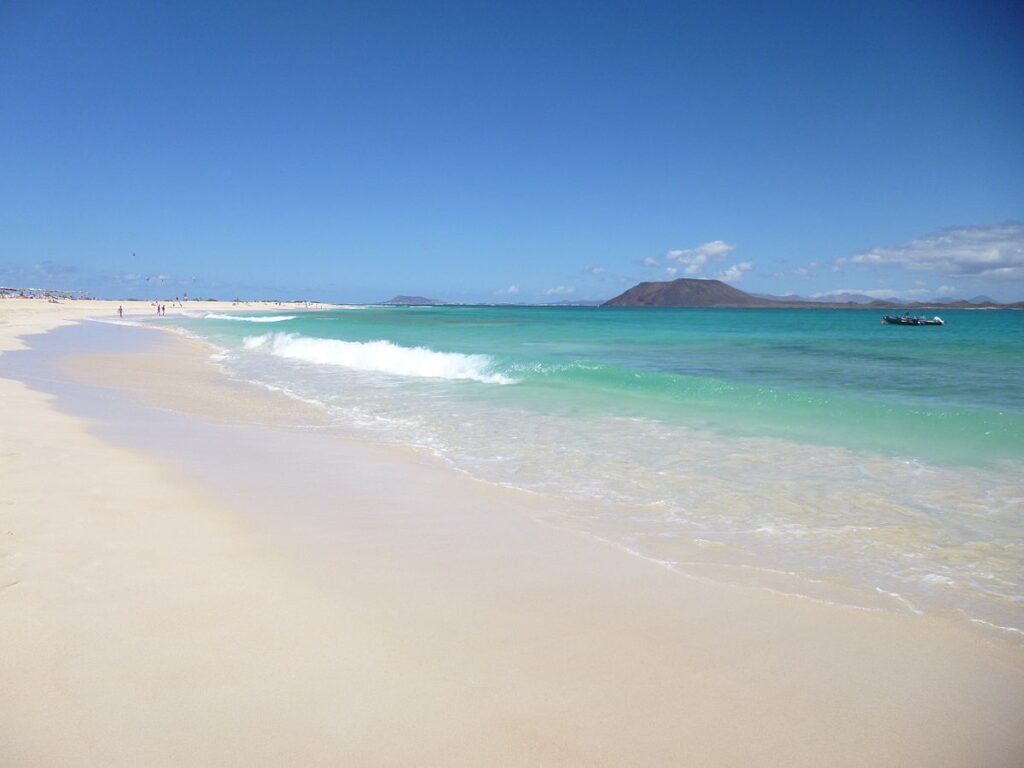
top-left (115, 302), bottom-right (172, 319)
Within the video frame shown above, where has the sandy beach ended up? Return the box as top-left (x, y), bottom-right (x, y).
top-left (2, 298), bottom-right (1023, 767)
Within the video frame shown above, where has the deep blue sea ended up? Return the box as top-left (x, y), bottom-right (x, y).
top-left (163, 306), bottom-right (1024, 638)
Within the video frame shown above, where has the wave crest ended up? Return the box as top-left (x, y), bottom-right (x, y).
top-left (205, 313), bottom-right (297, 322)
top-left (242, 332), bottom-right (512, 384)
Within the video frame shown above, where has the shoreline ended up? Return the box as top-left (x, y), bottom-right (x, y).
top-left (71, 321), bottom-right (1024, 641)
top-left (165, 306), bottom-right (1024, 639)
top-left (3, 301), bottom-right (1024, 766)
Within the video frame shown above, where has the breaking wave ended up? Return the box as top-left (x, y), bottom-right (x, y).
top-left (242, 332), bottom-right (512, 384)
top-left (204, 313), bottom-right (297, 322)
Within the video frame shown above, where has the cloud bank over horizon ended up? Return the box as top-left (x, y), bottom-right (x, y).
top-left (6, 222), bottom-right (1024, 304)
top-left (844, 222), bottom-right (1024, 281)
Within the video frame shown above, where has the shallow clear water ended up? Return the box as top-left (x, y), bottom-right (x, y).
top-left (165, 306), bottom-right (1024, 638)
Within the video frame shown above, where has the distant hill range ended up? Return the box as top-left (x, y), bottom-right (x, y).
top-left (754, 291), bottom-right (1003, 306)
top-left (603, 279), bottom-right (1022, 309)
top-left (381, 295), bottom-right (444, 305)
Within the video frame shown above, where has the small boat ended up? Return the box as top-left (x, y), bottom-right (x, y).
top-left (882, 313), bottom-right (944, 326)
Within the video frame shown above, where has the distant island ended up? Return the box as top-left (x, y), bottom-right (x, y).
top-left (603, 279), bottom-right (1023, 309)
top-left (381, 295), bottom-right (444, 306)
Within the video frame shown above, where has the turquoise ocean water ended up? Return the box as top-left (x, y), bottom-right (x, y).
top-left (165, 306), bottom-right (1024, 638)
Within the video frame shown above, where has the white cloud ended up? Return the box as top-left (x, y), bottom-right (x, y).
top-left (792, 266), bottom-right (811, 279)
top-left (642, 257), bottom-right (659, 267)
top-left (849, 222), bottom-right (1024, 280)
top-left (665, 240), bottom-right (736, 275)
top-left (497, 285), bottom-right (519, 296)
top-left (937, 284), bottom-right (956, 296)
top-left (717, 261), bottom-right (753, 283)
top-left (32, 261), bottom-right (78, 280)
top-left (666, 266), bottom-right (678, 276)
top-left (545, 285), bottom-right (575, 296)
top-left (587, 265), bottom-right (606, 274)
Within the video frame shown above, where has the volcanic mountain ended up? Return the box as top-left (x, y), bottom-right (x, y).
top-left (602, 279), bottom-right (778, 307)
top-left (603, 279), bottom-right (1024, 309)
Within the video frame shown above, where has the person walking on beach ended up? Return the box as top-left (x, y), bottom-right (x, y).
top-left (118, 305), bottom-right (123, 318)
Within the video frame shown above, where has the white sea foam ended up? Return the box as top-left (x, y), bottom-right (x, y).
top-left (86, 318), bottom-right (144, 327)
top-left (204, 313), bottom-right (297, 322)
top-left (243, 332), bottom-right (512, 384)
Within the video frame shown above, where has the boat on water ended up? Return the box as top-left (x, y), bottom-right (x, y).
top-left (882, 313), bottom-right (944, 326)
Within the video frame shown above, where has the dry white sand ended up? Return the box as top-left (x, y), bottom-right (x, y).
top-left (2, 298), bottom-right (1023, 767)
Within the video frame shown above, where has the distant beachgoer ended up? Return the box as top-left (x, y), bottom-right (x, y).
top-left (118, 305), bottom-right (123, 318)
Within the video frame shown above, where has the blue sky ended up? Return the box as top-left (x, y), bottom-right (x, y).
top-left (2, 0), bottom-right (1022, 301)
